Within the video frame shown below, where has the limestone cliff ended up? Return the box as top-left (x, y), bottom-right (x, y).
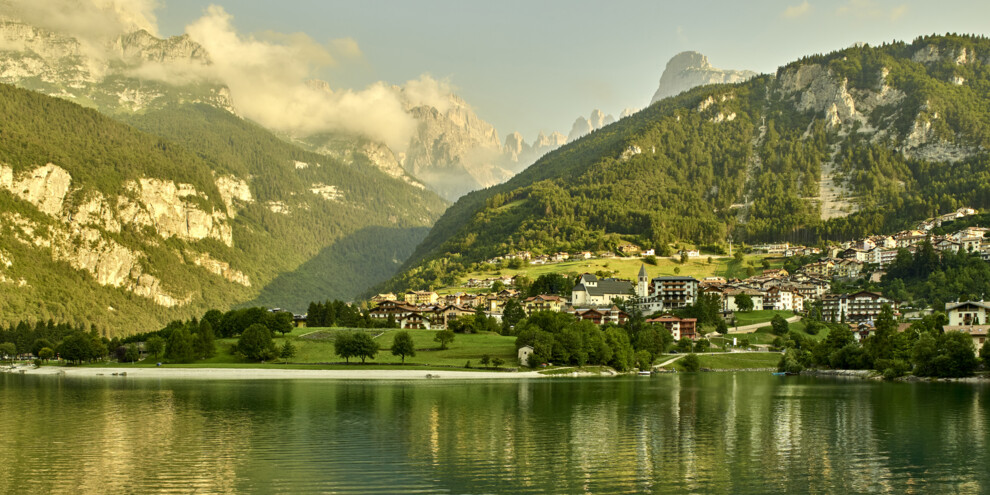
top-left (650, 51), bottom-right (756, 104)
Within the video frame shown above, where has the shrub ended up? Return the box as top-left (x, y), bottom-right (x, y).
top-left (681, 354), bottom-right (701, 372)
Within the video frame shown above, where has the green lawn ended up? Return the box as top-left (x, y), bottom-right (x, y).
top-left (450, 254), bottom-right (781, 288)
top-left (104, 327), bottom-right (520, 370)
top-left (727, 320), bottom-right (828, 345)
top-left (731, 310), bottom-right (796, 327)
top-left (674, 352), bottom-right (782, 370)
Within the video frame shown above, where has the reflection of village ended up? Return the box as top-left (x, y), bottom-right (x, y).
top-left (360, 207), bottom-right (990, 351)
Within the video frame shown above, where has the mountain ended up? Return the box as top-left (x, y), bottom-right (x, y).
top-left (650, 51), bottom-right (757, 104)
top-left (567, 109), bottom-right (616, 142)
top-left (0, 84), bottom-right (447, 333)
top-left (379, 35), bottom-right (990, 293)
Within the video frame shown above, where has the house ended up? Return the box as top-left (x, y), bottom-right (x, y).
top-left (722, 288), bottom-right (764, 313)
top-left (400, 313), bottom-right (431, 330)
top-left (833, 259), bottom-right (864, 278)
top-left (518, 345), bottom-right (535, 366)
top-left (404, 290), bottom-right (439, 305)
top-left (523, 294), bottom-right (566, 314)
top-left (762, 269), bottom-right (789, 279)
top-left (571, 273), bottom-right (635, 307)
top-left (647, 315), bottom-right (698, 340)
top-left (618, 243), bottom-right (641, 255)
top-left (822, 291), bottom-right (891, 323)
top-left (649, 276), bottom-right (699, 310)
top-left (943, 301), bottom-right (990, 352)
top-left (370, 300), bottom-right (421, 321)
top-left (572, 306), bottom-right (629, 325)
top-left (370, 293), bottom-right (397, 304)
top-left (763, 287), bottom-right (796, 311)
top-left (801, 260), bottom-right (834, 278)
top-left (292, 314), bottom-right (307, 328)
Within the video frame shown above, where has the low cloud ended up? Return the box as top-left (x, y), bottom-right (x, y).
top-left (836, 0), bottom-right (908, 21)
top-left (781, 1), bottom-right (812, 19)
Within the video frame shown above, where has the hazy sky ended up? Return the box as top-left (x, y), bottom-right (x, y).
top-left (154, 0), bottom-right (990, 142)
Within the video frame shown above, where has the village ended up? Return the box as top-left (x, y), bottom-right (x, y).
top-left (355, 207), bottom-right (989, 354)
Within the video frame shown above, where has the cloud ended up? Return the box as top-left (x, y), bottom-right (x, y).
top-left (781, 1), bottom-right (812, 19)
top-left (180, 6), bottom-right (456, 151)
top-left (1, 0), bottom-right (159, 40)
top-left (2, 1), bottom-right (458, 152)
top-left (836, 0), bottom-right (908, 21)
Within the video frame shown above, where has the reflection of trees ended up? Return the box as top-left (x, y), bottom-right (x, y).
top-left (1, 375), bottom-right (987, 493)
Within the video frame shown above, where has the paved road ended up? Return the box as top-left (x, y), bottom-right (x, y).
top-left (726, 315), bottom-right (801, 334)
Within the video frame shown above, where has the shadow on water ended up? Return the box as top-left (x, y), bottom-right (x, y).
top-left (246, 225), bottom-right (430, 312)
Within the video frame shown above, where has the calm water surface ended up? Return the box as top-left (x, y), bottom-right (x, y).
top-left (1, 373), bottom-right (988, 494)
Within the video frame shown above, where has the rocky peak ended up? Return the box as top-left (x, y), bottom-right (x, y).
top-left (110, 30), bottom-right (211, 64)
top-left (650, 51), bottom-right (756, 104)
top-left (567, 109), bottom-right (616, 142)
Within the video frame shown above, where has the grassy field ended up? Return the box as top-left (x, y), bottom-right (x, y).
top-left (670, 352), bottom-right (782, 371)
top-left (720, 320), bottom-right (828, 346)
top-left (448, 254), bottom-right (783, 289)
top-left (105, 327), bottom-right (520, 369)
top-left (731, 310), bottom-right (796, 327)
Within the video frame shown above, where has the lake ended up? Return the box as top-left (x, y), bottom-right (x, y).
top-left (1, 372), bottom-right (988, 494)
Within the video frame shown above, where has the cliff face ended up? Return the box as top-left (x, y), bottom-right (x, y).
top-left (650, 51), bottom-right (756, 104)
top-left (1, 163), bottom-right (251, 308)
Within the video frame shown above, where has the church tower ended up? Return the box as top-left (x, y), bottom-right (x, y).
top-left (637, 264), bottom-right (649, 298)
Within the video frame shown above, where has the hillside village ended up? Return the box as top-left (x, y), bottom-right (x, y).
top-left (346, 207), bottom-right (990, 353)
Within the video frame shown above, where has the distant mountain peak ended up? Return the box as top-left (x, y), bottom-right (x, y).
top-left (650, 51), bottom-right (756, 104)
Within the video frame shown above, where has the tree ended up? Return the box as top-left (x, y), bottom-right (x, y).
top-left (679, 252), bottom-right (689, 264)
top-left (351, 332), bottom-right (380, 363)
top-left (237, 323), bottom-right (277, 362)
top-left (770, 314), bottom-right (790, 336)
top-left (681, 353), bottom-right (701, 372)
top-left (761, 258), bottom-right (771, 269)
top-left (32, 339), bottom-right (53, 356)
top-left (434, 329), bottom-right (455, 350)
top-left (735, 294), bottom-right (754, 312)
top-left (38, 347), bottom-right (54, 362)
top-left (145, 336), bottom-right (166, 360)
top-left (166, 327), bottom-right (196, 363)
top-left (733, 250), bottom-right (744, 263)
top-left (391, 331), bottom-right (416, 363)
top-left (196, 320), bottom-right (216, 358)
top-left (334, 332), bottom-right (356, 363)
top-left (280, 340), bottom-right (296, 364)
top-left (0, 342), bottom-right (15, 363)
top-left (480, 354), bottom-right (491, 367)
top-left (268, 311), bottom-right (294, 337)
top-left (501, 299), bottom-right (527, 334)
top-left (123, 344), bottom-right (140, 363)
top-left (491, 357), bottom-right (505, 368)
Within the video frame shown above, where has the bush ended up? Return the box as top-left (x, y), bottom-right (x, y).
top-left (681, 354), bottom-right (701, 372)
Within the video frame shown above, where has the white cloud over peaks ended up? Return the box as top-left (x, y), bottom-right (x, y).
top-left (184, 5), bottom-right (428, 151)
top-left (782, 1), bottom-right (812, 19)
top-left (400, 75), bottom-right (455, 113)
top-left (1, 0), bottom-right (159, 40)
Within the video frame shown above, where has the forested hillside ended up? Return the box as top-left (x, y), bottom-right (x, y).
top-left (379, 35), bottom-right (990, 293)
top-left (0, 85), bottom-right (447, 334)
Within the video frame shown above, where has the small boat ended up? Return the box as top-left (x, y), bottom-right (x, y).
top-left (771, 372), bottom-right (787, 376)
top-left (638, 371), bottom-right (652, 376)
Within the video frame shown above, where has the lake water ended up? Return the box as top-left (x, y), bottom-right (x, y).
top-left (1, 373), bottom-right (989, 494)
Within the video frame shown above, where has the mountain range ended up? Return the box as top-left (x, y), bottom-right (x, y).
top-left (379, 35), bottom-right (990, 294)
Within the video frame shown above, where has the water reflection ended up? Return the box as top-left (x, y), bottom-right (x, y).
top-left (1, 374), bottom-right (989, 494)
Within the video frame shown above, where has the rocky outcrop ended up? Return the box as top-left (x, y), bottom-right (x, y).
top-left (187, 250), bottom-right (251, 287)
top-left (0, 163), bottom-right (71, 216)
top-left (214, 175), bottom-right (253, 216)
top-left (117, 178), bottom-right (233, 246)
top-left (651, 51), bottom-right (756, 104)
top-left (567, 109), bottom-right (616, 142)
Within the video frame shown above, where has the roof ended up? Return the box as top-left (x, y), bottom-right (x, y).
top-left (573, 278), bottom-right (634, 297)
top-left (943, 325), bottom-right (990, 336)
top-left (639, 264), bottom-right (648, 278)
top-left (652, 276), bottom-right (699, 282)
top-left (945, 301), bottom-right (990, 312)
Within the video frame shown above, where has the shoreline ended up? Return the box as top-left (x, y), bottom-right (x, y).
top-left (9, 366), bottom-right (549, 381)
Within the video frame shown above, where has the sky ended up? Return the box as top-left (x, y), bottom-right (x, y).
top-left (147, 0), bottom-right (990, 143)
